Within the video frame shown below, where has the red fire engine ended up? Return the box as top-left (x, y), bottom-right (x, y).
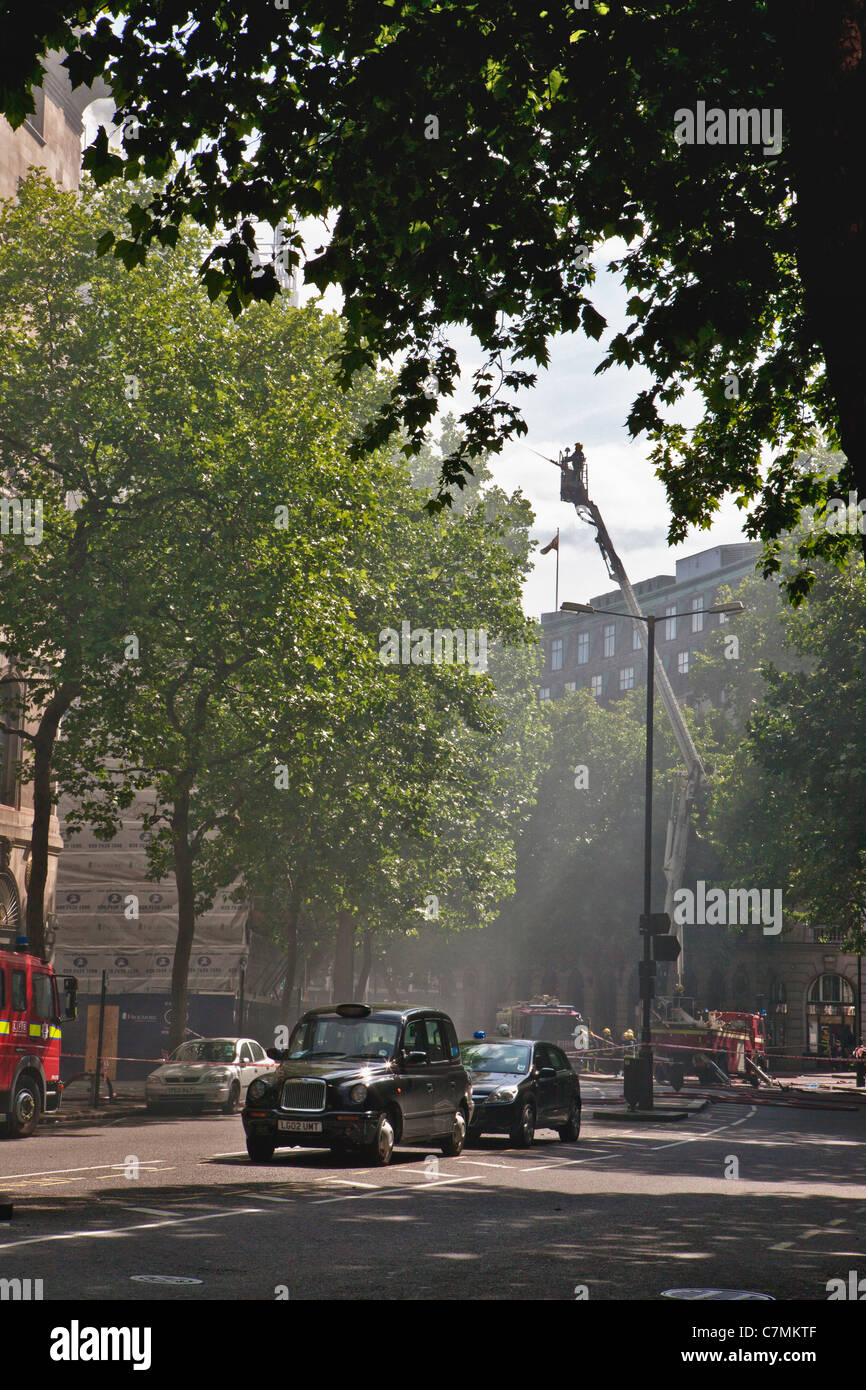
top-left (495, 997), bottom-right (588, 1061)
top-left (0, 937), bottom-right (77, 1137)
top-left (648, 997), bottom-right (767, 1089)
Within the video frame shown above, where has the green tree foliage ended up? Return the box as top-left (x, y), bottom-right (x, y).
top-left (3, 3), bottom-right (865, 576)
top-left (494, 686), bottom-right (678, 995)
top-left (213, 429), bottom-right (544, 1010)
top-left (694, 539), bottom-right (866, 947)
top-left (2, 173), bottom-right (540, 1040)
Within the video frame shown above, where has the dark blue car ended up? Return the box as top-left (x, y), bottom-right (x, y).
top-left (460, 1038), bottom-right (581, 1147)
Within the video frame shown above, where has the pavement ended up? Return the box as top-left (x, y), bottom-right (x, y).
top-left (2, 1074), bottom-right (864, 1301)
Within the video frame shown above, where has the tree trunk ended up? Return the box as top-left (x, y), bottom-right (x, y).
top-left (168, 790), bottom-right (197, 1052)
top-left (25, 684), bottom-right (79, 956)
top-left (781, 2), bottom-right (866, 563)
top-left (332, 911), bottom-right (355, 1001)
top-left (279, 904), bottom-right (300, 1016)
top-left (355, 932), bottom-right (373, 1000)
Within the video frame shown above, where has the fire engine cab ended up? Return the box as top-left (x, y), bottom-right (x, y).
top-left (496, 997), bottom-right (588, 1061)
top-left (0, 936), bottom-right (77, 1137)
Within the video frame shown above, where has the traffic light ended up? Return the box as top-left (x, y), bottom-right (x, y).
top-left (640, 911), bottom-right (682, 964)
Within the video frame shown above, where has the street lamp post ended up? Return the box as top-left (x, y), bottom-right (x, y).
top-left (559, 597), bottom-right (744, 1111)
top-left (640, 614), bottom-right (656, 1082)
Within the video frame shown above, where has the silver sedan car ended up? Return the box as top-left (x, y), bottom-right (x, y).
top-left (146, 1037), bottom-right (276, 1114)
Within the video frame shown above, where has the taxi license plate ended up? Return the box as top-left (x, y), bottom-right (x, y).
top-left (278, 1119), bottom-right (323, 1133)
top-left (169, 1087), bottom-right (200, 1095)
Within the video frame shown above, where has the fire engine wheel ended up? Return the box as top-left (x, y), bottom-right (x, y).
top-left (510, 1103), bottom-right (535, 1148)
top-left (654, 1064), bottom-right (668, 1085)
top-left (7, 1076), bottom-right (41, 1138)
top-left (669, 1066), bottom-right (685, 1092)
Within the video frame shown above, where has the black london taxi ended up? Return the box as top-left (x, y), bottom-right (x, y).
top-left (460, 1036), bottom-right (581, 1146)
top-left (242, 1003), bottom-right (473, 1166)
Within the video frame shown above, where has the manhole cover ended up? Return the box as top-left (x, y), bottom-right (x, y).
top-left (130, 1275), bottom-right (203, 1286)
top-left (661, 1288), bottom-right (774, 1301)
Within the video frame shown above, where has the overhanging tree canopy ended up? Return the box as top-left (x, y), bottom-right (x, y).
top-left (3, 1), bottom-right (865, 579)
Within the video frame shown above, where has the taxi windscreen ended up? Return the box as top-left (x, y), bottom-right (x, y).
top-left (288, 1016), bottom-right (399, 1060)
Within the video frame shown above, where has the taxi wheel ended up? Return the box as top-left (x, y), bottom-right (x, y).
top-left (222, 1082), bottom-right (241, 1115)
top-left (246, 1135), bottom-right (276, 1163)
top-left (8, 1076), bottom-right (41, 1138)
top-left (558, 1097), bottom-right (581, 1142)
top-left (510, 1102), bottom-right (535, 1148)
top-left (441, 1108), bottom-right (467, 1157)
top-left (365, 1112), bottom-right (395, 1166)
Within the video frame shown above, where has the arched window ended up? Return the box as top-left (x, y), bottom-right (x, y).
top-left (0, 868), bottom-right (22, 944)
top-left (808, 974), bottom-right (854, 1005)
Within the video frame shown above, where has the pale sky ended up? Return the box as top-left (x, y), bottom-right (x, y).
top-left (440, 261), bottom-right (752, 622)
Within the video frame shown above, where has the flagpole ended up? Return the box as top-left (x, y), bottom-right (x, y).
top-left (555, 528), bottom-right (560, 612)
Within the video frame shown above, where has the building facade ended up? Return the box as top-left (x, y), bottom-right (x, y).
top-left (538, 542), bottom-right (761, 705)
top-left (534, 539), bottom-right (863, 1068)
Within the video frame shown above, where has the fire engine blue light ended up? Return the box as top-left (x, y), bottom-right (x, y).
top-left (473, 1030), bottom-right (486, 1039)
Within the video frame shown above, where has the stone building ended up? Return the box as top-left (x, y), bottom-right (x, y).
top-left (538, 542), bottom-right (761, 706)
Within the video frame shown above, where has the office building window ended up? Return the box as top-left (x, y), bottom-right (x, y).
top-left (603, 623), bottom-right (616, 658)
top-left (539, 687), bottom-right (551, 702)
top-left (691, 595), bottom-right (704, 633)
top-left (564, 681), bottom-right (576, 693)
top-left (678, 651), bottom-right (689, 676)
top-left (620, 666), bottom-right (635, 691)
top-left (590, 674), bottom-right (603, 699)
top-left (577, 631), bottom-right (590, 665)
top-left (632, 626), bottom-right (642, 651)
top-left (550, 637), bottom-right (563, 671)
top-left (665, 605), bottom-right (677, 640)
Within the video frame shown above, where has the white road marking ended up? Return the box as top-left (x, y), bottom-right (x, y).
top-left (0, 1206), bottom-right (265, 1253)
top-left (312, 1174), bottom-right (482, 1205)
top-left (120, 1207), bottom-right (176, 1217)
top-left (0, 1159), bottom-right (167, 1182)
top-left (651, 1106), bottom-right (757, 1151)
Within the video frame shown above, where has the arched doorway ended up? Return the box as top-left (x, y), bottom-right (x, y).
top-left (806, 973), bottom-right (856, 1058)
top-left (0, 868), bottom-right (21, 947)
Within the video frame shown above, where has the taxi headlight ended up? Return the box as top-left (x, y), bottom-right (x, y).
top-left (203, 1069), bottom-right (231, 1082)
top-left (247, 1078), bottom-right (272, 1103)
top-left (489, 1086), bottom-right (518, 1103)
top-left (347, 1083), bottom-right (368, 1105)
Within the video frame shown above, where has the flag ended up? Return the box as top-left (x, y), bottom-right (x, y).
top-left (539, 533), bottom-right (559, 554)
